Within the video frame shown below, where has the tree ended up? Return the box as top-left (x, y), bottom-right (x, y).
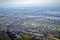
top-left (21, 34), bottom-right (31, 40)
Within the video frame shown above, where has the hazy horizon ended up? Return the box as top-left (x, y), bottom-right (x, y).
top-left (0, 0), bottom-right (60, 8)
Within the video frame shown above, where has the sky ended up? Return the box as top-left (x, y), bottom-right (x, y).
top-left (0, 0), bottom-right (60, 7)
